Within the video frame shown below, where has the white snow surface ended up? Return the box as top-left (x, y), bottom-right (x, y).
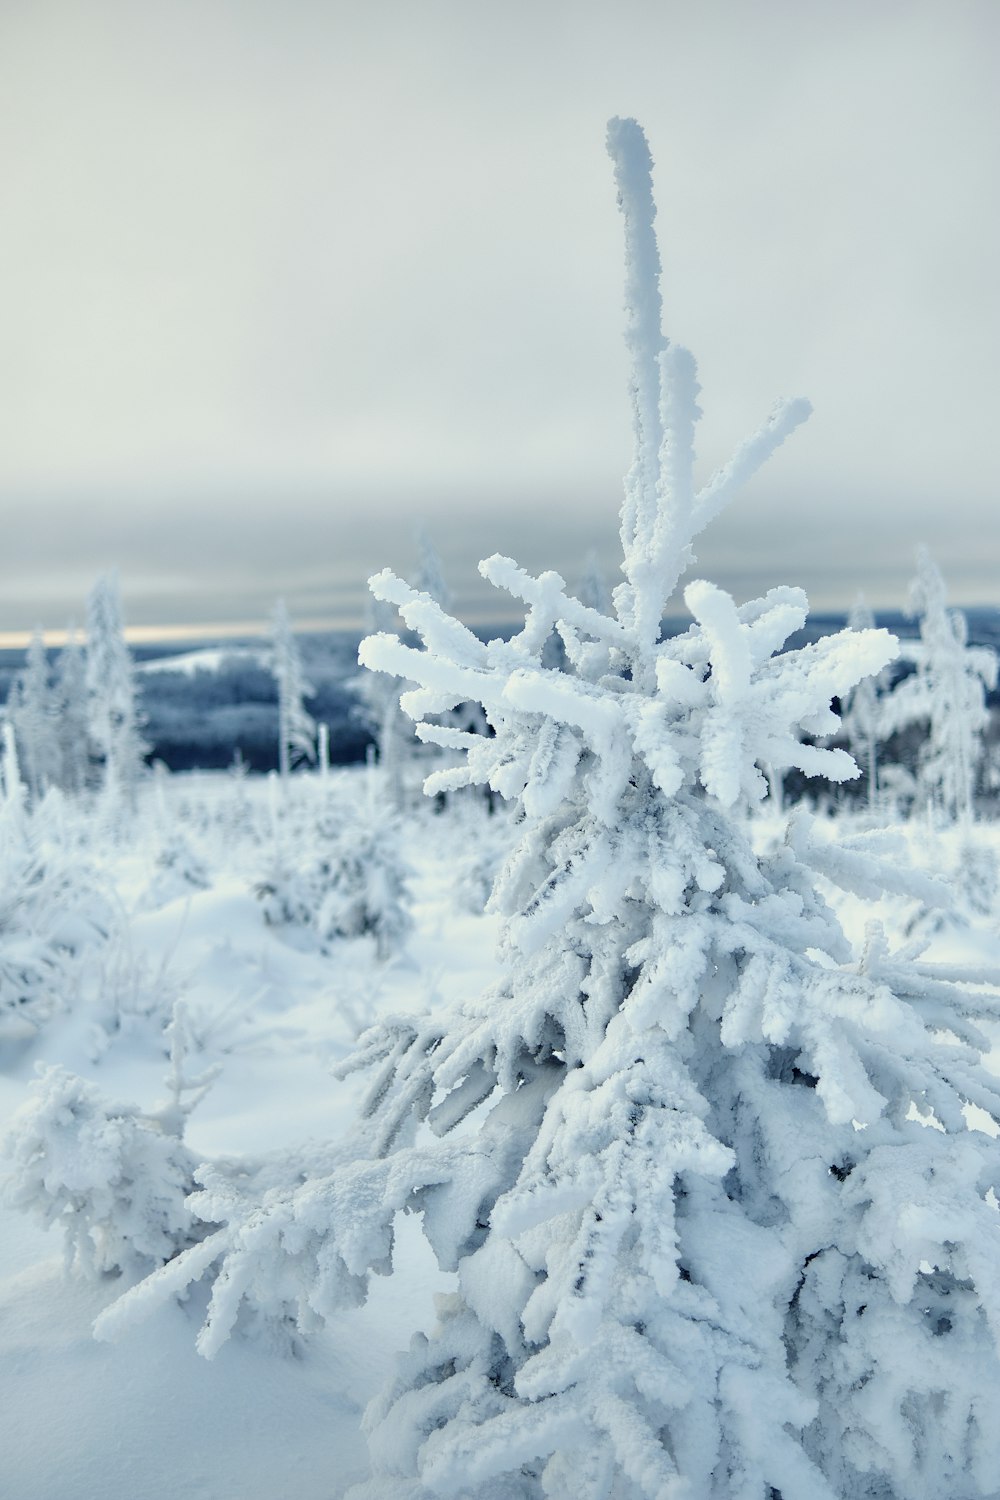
top-left (0, 769), bottom-right (504, 1500)
top-left (1, 769), bottom-right (999, 1497)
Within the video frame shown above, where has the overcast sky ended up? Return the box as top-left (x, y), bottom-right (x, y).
top-left (2, 0), bottom-right (998, 638)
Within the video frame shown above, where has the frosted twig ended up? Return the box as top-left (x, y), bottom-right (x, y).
top-left (692, 397), bottom-right (812, 535)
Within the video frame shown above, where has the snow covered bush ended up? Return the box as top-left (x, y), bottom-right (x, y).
top-left (255, 846), bottom-right (324, 932)
top-left (951, 831), bottom-right (999, 918)
top-left (41, 120), bottom-right (1000, 1500)
top-left (313, 799), bottom-right (413, 961)
top-left (254, 777), bottom-right (412, 960)
top-left (0, 729), bottom-right (114, 1039)
top-left (4, 1005), bottom-right (219, 1275)
top-left (5, 1065), bottom-right (207, 1275)
top-left (354, 528), bottom-right (491, 813)
top-left (145, 830), bottom-right (211, 906)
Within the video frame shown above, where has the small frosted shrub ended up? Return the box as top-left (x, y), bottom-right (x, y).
top-left (4, 1065), bottom-right (208, 1276)
top-left (138, 830), bottom-right (212, 912)
top-left (0, 806), bottom-right (113, 1036)
top-left (882, 550), bottom-right (997, 825)
top-left (315, 803), bottom-right (413, 960)
top-left (255, 853), bottom-right (320, 931)
top-left (4, 1003), bottom-right (220, 1277)
top-left (255, 791), bottom-right (412, 961)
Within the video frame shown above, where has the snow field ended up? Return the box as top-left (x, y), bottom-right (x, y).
top-left (0, 770), bottom-right (506, 1500)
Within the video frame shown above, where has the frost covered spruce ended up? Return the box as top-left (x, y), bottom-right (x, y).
top-left (85, 572), bottom-right (149, 816)
top-left (254, 775), bottom-right (413, 961)
top-left (882, 548), bottom-right (997, 826)
top-left (43, 121), bottom-right (1000, 1499)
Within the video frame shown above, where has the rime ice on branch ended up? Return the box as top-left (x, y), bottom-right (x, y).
top-left (360, 116), bottom-right (884, 816)
top-left (606, 116), bottom-right (814, 675)
top-left (87, 121), bottom-right (1000, 1500)
top-left (840, 595), bottom-right (890, 809)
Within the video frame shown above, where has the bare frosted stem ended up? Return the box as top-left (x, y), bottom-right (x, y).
top-left (692, 397), bottom-right (812, 536)
top-left (606, 117), bottom-right (665, 568)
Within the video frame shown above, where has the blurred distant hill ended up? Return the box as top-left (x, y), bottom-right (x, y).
top-left (0, 631), bottom-right (368, 773)
top-left (0, 610), bottom-right (997, 774)
top-left (132, 633), bottom-right (371, 771)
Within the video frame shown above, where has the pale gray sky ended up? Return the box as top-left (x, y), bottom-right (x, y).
top-left (2, 0), bottom-right (998, 636)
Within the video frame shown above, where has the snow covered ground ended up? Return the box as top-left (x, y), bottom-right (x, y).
top-left (0, 769), bottom-right (507, 1500)
top-left (2, 768), bottom-right (999, 1498)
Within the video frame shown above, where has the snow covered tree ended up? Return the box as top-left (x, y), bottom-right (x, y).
top-left (882, 549), bottom-right (996, 824)
top-left (4, 1003), bottom-right (219, 1273)
top-left (270, 599), bottom-right (316, 779)
top-left (314, 797), bottom-right (413, 961)
top-left (8, 628), bottom-right (60, 806)
top-left (33, 119), bottom-right (1000, 1500)
top-left (53, 626), bottom-right (91, 796)
top-left (0, 720), bottom-right (113, 1036)
top-left (85, 574), bottom-right (148, 813)
top-left (254, 774), bottom-right (412, 961)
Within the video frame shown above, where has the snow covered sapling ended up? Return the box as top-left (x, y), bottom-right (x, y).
top-left (270, 599), bottom-right (316, 778)
top-left (8, 628), bottom-right (60, 806)
top-left (4, 1002), bottom-right (219, 1276)
top-left (314, 793), bottom-right (413, 962)
top-left (882, 548), bottom-right (996, 825)
top-left (0, 725), bottom-right (113, 1037)
top-left (255, 775), bottom-right (412, 960)
top-left (53, 626), bottom-right (91, 796)
top-left (85, 573), bottom-right (149, 814)
top-left (68, 120), bottom-right (1000, 1500)
top-left (140, 829), bottom-right (211, 912)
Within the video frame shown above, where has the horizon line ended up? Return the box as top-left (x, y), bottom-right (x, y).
top-left (1, 600), bottom-right (994, 654)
